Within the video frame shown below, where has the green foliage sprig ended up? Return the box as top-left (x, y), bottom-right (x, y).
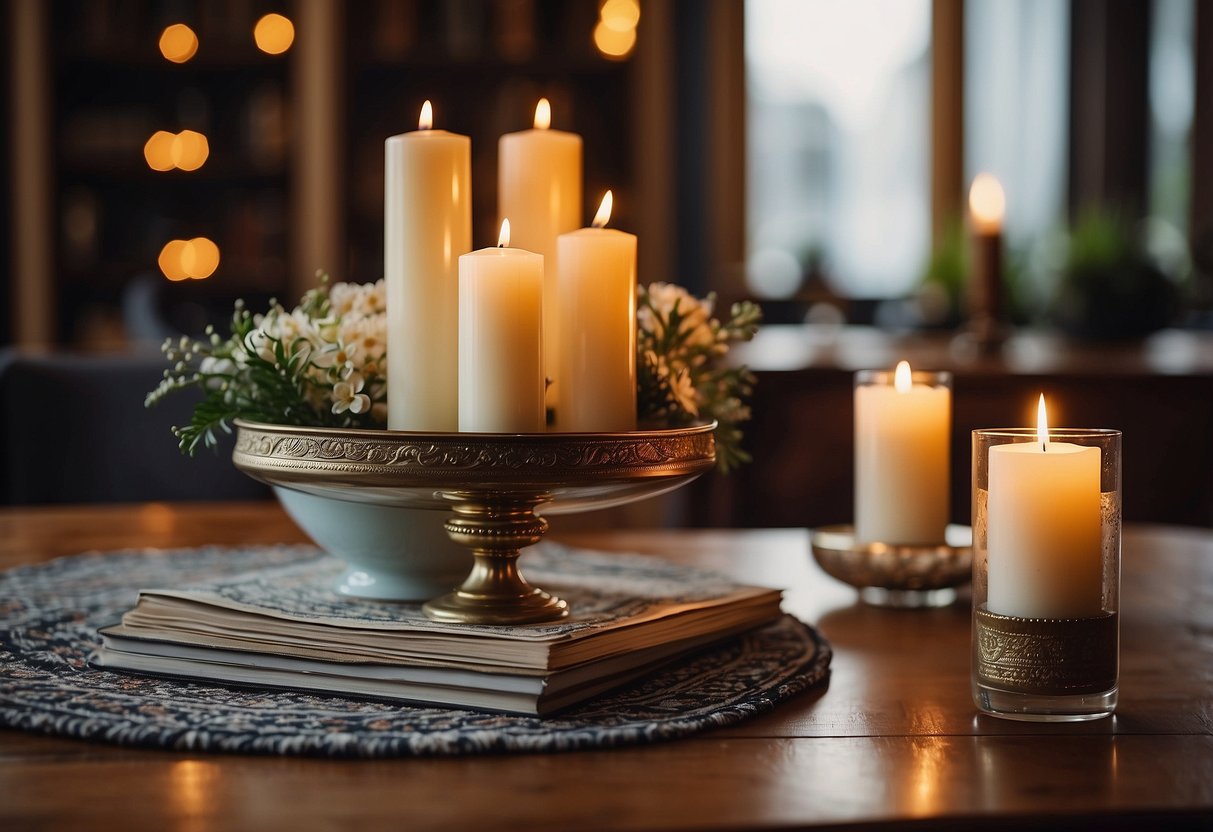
top-left (636, 282), bottom-right (761, 472)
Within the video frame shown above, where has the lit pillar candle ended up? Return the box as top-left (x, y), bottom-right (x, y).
top-left (987, 395), bottom-right (1103, 618)
top-left (458, 220), bottom-right (545, 433)
top-left (967, 173), bottom-right (1004, 343)
top-left (385, 100), bottom-right (471, 431)
top-left (555, 191), bottom-right (636, 432)
top-left (498, 98), bottom-right (583, 409)
top-left (854, 361), bottom-right (951, 544)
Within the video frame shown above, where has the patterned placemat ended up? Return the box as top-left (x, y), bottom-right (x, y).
top-left (0, 545), bottom-right (831, 758)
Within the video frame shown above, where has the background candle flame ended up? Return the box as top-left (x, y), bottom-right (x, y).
top-left (592, 190), bottom-right (613, 228)
top-left (419, 100), bottom-right (433, 130)
top-left (1037, 393), bottom-right (1049, 449)
top-left (498, 218), bottom-right (511, 247)
top-left (968, 173), bottom-right (1005, 233)
top-left (894, 360), bottom-right (912, 393)
top-left (534, 98), bottom-right (551, 130)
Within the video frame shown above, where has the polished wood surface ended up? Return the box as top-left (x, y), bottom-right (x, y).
top-left (1, 502), bottom-right (1211, 831)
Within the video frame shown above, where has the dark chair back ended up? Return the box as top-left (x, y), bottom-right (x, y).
top-left (0, 349), bottom-right (269, 504)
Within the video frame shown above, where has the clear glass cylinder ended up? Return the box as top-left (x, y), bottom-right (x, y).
top-left (853, 368), bottom-right (953, 548)
top-left (971, 427), bottom-right (1121, 721)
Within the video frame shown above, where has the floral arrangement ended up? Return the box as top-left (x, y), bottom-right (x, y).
top-left (636, 283), bottom-right (760, 471)
top-left (149, 275), bottom-right (760, 472)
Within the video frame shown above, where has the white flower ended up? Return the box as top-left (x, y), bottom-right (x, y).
top-left (668, 366), bottom-right (699, 416)
top-left (244, 329), bottom-right (278, 364)
top-left (198, 356), bottom-right (236, 391)
top-left (331, 372), bottom-right (371, 415)
top-left (330, 280), bottom-right (386, 321)
top-left (312, 341), bottom-right (359, 372)
top-left (338, 315), bottom-right (387, 367)
top-left (639, 282), bottom-right (717, 350)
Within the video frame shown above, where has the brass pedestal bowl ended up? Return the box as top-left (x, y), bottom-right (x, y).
top-left (232, 420), bottom-right (716, 625)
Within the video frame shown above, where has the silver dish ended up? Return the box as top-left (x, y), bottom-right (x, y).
top-left (810, 524), bottom-right (973, 608)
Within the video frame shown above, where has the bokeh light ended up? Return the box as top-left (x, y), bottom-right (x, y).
top-left (159, 238), bottom-right (220, 281)
top-left (171, 130), bottom-right (210, 171)
top-left (144, 130), bottom-right (177, 171)
top-left (158, 240), bottom-right (190, 281)
top-left (254, 13), bottom-right (295, 55)
top-left (183, 237), bottom-right (221, 279)
top-left (600, 0), bottom-right (641, 32)
top-left (159, 23), bottom-right (199, 64)
top-left (594, 19), bottom-right (637, 60)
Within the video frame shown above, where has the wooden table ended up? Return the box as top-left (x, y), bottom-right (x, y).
top-left (1, 502), bottom-right (1211, 831)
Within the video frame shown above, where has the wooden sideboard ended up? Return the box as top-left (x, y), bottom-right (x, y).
top-left (691, 325), bottom-right (1213, 529)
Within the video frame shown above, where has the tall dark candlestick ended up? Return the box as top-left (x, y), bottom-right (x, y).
top-left (966, 173), bottom-right (1007, 349)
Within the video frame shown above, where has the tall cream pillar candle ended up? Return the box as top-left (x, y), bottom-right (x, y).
top-left (458, 220), bottom-right (545, 433)
top-left (555, 191), bottom-right (636, 432)
top-left (498, 98), bottom-right (583, 409)
top-left (986, 395), bottom-right (1104, 618)
top-left (854, 362), bottom-right (951, 544)
top-left (385, 100), bottom-right (471, 431)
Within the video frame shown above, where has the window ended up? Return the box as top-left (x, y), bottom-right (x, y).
top-left (745, 0), bottom-right (931, 300)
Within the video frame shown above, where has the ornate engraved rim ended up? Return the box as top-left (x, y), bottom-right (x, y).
top-left (232, 418), bottom-right (717, 487)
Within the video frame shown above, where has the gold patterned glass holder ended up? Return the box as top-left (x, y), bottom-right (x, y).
top-left (971, 427), bottom-right (1121, 722)
top-left (232, 419), bottom-right (716, 625)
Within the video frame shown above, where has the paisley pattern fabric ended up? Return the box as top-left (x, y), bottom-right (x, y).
top-left (0, 545), bottom-right (831, 758)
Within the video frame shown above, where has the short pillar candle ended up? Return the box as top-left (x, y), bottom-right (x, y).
top-left (458, 220), bottom-right (545, 433)
top-left (853, 363), bottom-right (951, 545)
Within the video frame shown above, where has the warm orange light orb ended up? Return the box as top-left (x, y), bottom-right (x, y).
top-left (159, 23), bottom-right (199, 63)
top-left (158, 240), bottom-right (190, 281)
top-left (171, 130), bottom-right (210, 171)
top-left (144, 131), bottom-right (177, 171)
top-left (183, 237), bottom-right (220, 279)
top-left (594, 20), bottom-right (637, 59)
top-left (254, 13), bottom-right (295, 55)
top-left (600, 0), bottom-right (641, 32)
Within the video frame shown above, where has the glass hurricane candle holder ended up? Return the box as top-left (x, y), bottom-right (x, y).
top-left (971, 428), bottom-right (1121, 721)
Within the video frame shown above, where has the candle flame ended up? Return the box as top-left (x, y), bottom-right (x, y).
top-left (419, 100), bottom-right (433, 131)
top-left (534, 98), bottom-right (551, 130)
top-left (498, 218), bottom-right (511, 248)
top-left (894, 360), bottom-right (912, 393)
top-left (592, 190), bottom-right (613, 228)
top-left (969, 173), bottom-right (1005, 233)
top-left (1037, 393), bottom-right (1049, 450)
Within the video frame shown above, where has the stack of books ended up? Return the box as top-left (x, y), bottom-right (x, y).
top-left (92, 546), bottom-right (782, 715)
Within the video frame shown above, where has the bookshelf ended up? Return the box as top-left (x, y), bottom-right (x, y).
top-left (9, 0), bottom-right (668, 349)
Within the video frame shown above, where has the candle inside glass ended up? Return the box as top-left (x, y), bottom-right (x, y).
top-left (985, 395), bottom-right (1104, 618)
